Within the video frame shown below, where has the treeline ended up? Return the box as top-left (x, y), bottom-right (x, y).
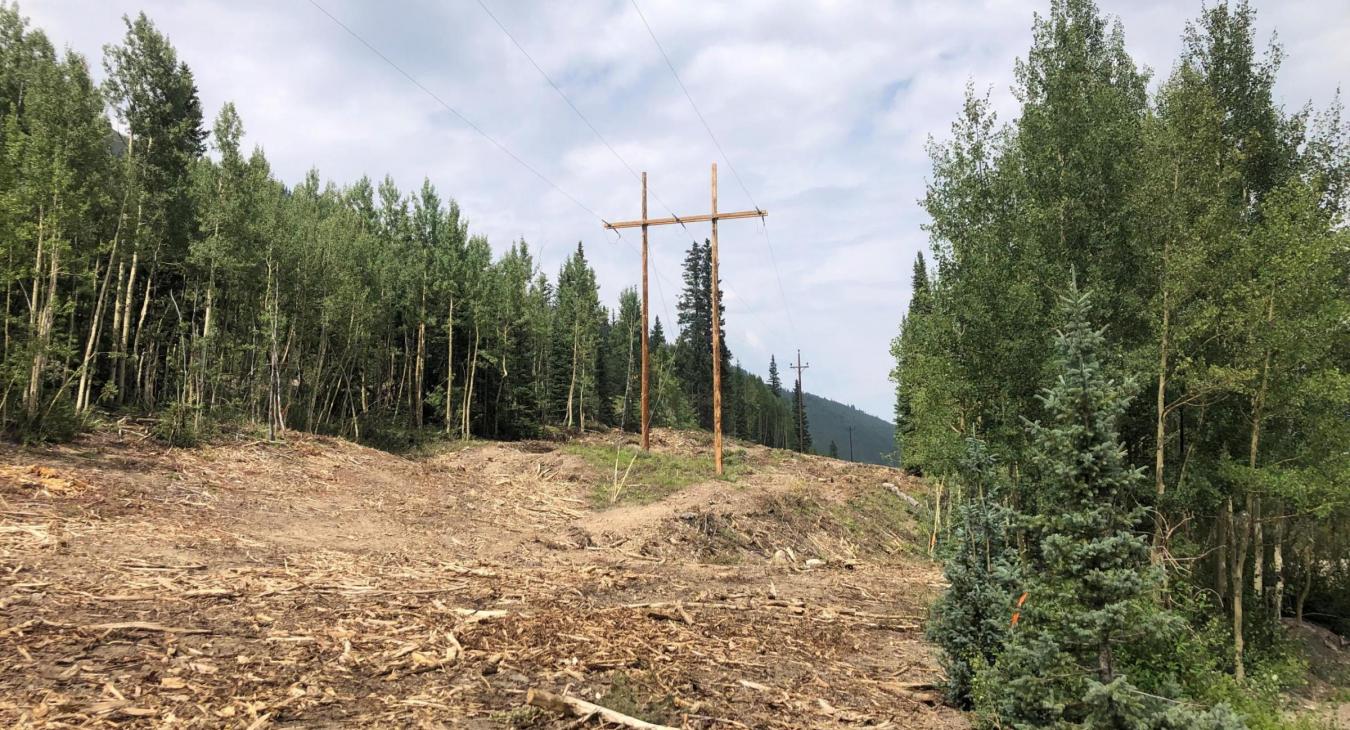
top-left (894, 0), bottom-right (1348, 724)
top-left (0, 6), bottom-right (799, 450)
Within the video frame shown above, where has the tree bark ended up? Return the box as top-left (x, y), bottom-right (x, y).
top-left (461, 324), bottom-right (479, 439)
top-left (1229, 495), bottom-right (1250, 683)
top-left (565, 319), bottom-right (579, 430)
top-left (444, 297), bottom-right (454, 433)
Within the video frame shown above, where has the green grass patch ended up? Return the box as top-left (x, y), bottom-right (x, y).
top-left (823, 487), bottom-right (924, 557)
top-left (592, 672), bottom-right (679, 725)
top-left (563, 442), bottom-right (747, 507)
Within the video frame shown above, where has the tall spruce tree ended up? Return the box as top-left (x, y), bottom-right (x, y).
top-left (792, 375), bottom-right (812, 453)
top-left (928, 438), bottom-right (1018, 708)
top-left (980, 284), bottom-right (1239, 728)
top-left (674, 239), bottom-right (730, 430)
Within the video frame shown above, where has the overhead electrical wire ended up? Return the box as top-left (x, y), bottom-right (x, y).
top-left (628, 0), bottom-right (800, 339)
top-left (307, 0), bottom-right (789, 344)
top-left (303, 0), bottom-right (619, 238)
top-left (472, 0), bottom-right (791, 344)
top-left (303, 0), bottom-right (694, 332)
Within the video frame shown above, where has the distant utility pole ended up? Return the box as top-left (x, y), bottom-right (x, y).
top-left (604, 164), bottom-right (766, 475)
top-left (846, 425), bottom-right (854, 462)
top-left (790, 350), bottom-right (809, 453)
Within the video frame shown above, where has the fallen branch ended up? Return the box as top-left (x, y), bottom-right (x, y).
top-left (880, 680), bottom-right (942, 705)
top-left (525, 688), bottom-right (678, 729)
top-left (83, 621), bottom-right (211, 635)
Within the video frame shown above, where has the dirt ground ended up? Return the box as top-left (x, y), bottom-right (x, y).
top-left (0, 426), bottom-right (967, 729)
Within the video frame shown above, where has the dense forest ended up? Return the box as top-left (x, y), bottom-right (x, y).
top-left (0, 5), bottom-right (811, 453)
top-left (894, 0), bottom-right (1348, 726)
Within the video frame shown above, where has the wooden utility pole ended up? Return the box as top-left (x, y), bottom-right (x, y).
top-left (710, 163), bottom-right (723, 475)
top-left (640, 172), bottom-right (650, 451)
top-left (790, 350), bottom-right (809, 453)
top-left (604, 165), bottom-right (766, 476)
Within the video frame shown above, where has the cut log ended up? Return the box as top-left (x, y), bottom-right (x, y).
top-left (525, 688), bottom-right (678, 729)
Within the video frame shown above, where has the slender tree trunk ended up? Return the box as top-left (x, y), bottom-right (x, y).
top-left (24, 204), bottom-right (48, 419)
top-left (1295, 542), bottom-right (1311, 624)
top-left (1152, 283), bottom-right (1170, 560)
top-left (116, 244), bottom-right (139, 400)
top-left (1229, 495), bottom-right (1250, 683)
top-left (1252, 495), bottom-right (1263, 598)
top-left (115, 137), bottom-right (149, 402)
top-left (445, 297), bottom-right (455, 433)
top-left (1231, 294), bottom-right (1275, 682)
top-left (1249, 295), bottom-right (1274, 608)
top-left (1152, 167), bottom-right (1176, 560)
top-left (461, 324), bottom-right (480, 440)
top-left (306, 320), bottom-right (326, 431)
top-left (77, 235), bottom-right (119, 412)
top-left (131, 265), bottom-right (154, 405)
top-left (565, 320), bottom-right (579, 430)
top-left (1271, 514), bottom-right (1285, 622)
top-left (414, 282), bottom-right (426, 428)
top-left (1215, 512), bottom-right (1228, 603)
top-left (267, 258), bottom-right (280, 441)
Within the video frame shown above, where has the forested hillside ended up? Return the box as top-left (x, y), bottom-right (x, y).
top-left (0, 8), bottom-right (811, 453)
top-left (800, 392), bottom-right (894, 465)
top-left (894, 0), bottom-right (1348, 725)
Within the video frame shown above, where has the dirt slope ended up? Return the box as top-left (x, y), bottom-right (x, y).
top-left (0, 427), bottom-right (965, 729)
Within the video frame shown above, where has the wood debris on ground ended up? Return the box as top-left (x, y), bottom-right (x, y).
top-left (0, 428), bottom-right (965, 728)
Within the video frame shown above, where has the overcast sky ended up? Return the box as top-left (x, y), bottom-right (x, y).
top-left (24, 0), bottom-right (1349, 420)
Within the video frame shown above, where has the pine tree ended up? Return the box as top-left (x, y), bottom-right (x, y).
top-left (928, 438), bottom-right (1018, 708)
top-left (978, 284), bottom-right (1232, 728)
top-left (792, 376), bottom-right (812, 453)
top-left (674, 239), bottom-right (729, 430)
top-left (768, 355), bottom-right (781, 398)
top-left (892, 252), bottom-right (934, 467)
top-left (828, 440), bottom-right (838, 458)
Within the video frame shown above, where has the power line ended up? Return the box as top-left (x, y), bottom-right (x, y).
top-left (308, 0), bottom-right (788, 354)
top-left (475, 0), bottom-right (788, 348)
top-left (628, 0), bottom-right (755, 208)
top-left (628, 0), bottom-right (799, 340)
top-left (303, 0), bottom-right (618, 236)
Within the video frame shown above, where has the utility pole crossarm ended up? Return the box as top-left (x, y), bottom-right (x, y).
top-left (605, 164), bottom-right (764, 476)
top-left (604, 209), bottom-right (766, 230)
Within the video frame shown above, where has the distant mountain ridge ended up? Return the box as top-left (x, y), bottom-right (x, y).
top-left (798, 392), bottom-right (895, 465)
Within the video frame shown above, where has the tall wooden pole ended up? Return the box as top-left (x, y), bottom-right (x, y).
top-left (797, 350), bottom-right (803, 452)
top-left (603, 167), bottom-right (764, 476)
top-left (710, 163), bottom-right (724, 475)
top-left (640, 172), bottom-right (650, 451)
top-left (791, 349), bottom-right (810, 453)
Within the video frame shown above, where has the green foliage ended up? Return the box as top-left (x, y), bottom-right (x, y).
top-left (153, 401), bottom-right (206, 447)
top-left (896, 0), bottom-right (1348, 719)
top-left (973, 285), bottom-right (1243, 728)
top-left (0, 6), bottom-right (795, 458)
top-left (928, 439), bottom-right (1019, 707)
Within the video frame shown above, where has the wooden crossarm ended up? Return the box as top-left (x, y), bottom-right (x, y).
top-left (603, 208), bottom-right (766, 230)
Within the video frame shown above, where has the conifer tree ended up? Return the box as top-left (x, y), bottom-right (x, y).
top-left (792, 376), bottom-right (812, 453)
top-left (768, 355), bottom-right (781, 398)
top-left (650, 316), bottom-right (666, 350)
top-left (928, 438), bottom-right (1018, 708)
top-left (674, 239), bottom-right (729, 430)
top-left (828, 440), bottom-right (838, 458)
top-left (979, 284), bottom-right (1239, 728)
